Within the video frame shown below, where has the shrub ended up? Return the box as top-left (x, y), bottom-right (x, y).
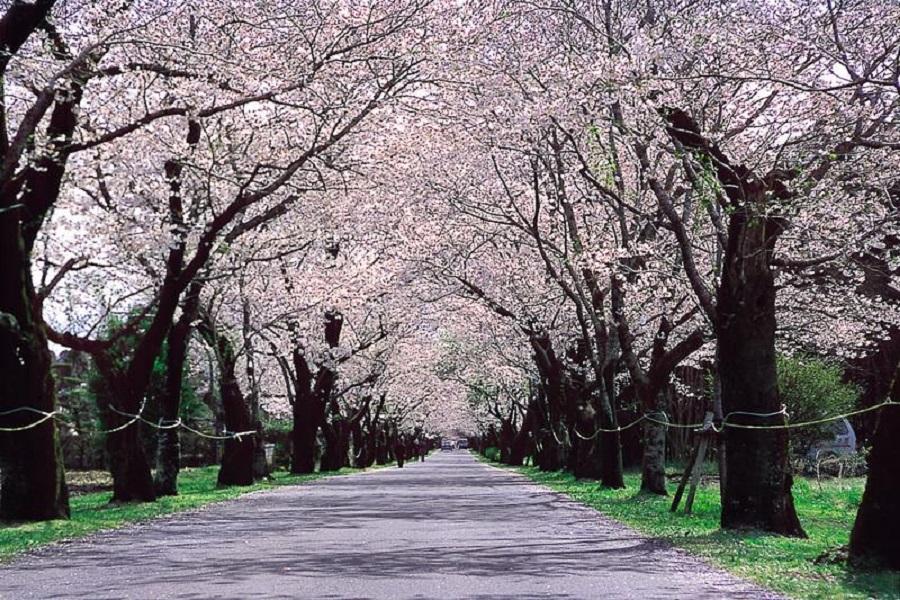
top-left (777, 354), bottom-right (858, 455)
top-left (483, 446), bottom-right (501, 462)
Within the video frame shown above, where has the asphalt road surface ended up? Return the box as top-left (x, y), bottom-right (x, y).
top-left (1, 452), bottom-right (781, 599)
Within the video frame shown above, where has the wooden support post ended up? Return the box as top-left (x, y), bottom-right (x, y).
top-left (671, 439), bottom-right (698, 512)
top-left (671, 412), bottom-right (715, 514)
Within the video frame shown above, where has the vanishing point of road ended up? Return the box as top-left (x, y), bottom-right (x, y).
top-left (1, 452), bottom-right (780, 599)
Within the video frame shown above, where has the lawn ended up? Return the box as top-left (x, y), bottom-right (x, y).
top-left (512, 464), bottom-right (900, 599)
top-left (0, 466), bottom-right (362, 562)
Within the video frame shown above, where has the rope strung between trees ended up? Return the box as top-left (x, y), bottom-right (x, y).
top-left (570, 400), bottom-right (899, 441)
top-left (0, 405), bottom-right (257, 440)
top-left (4, 400), bottom-right (899, 441)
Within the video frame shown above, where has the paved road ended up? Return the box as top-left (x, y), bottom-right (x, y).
top-left (1, 452), bottom-right (780, 599)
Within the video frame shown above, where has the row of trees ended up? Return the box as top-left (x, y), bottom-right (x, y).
top-left (0, 0), bottom-right (897, 574)
top-left (414, 0), bottom-right (899, 570)
top-left (0, 0), bottom-right (452, 518)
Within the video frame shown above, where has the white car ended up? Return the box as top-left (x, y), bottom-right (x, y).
top-left (807, 418), bottom-right (856, 460)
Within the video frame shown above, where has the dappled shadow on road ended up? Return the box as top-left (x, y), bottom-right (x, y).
top-left (2, 454), bottom-right (779, 599)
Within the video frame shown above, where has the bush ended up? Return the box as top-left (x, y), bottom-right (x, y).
top-left (483, 446), bottom-right (501, 462)
top-left (777, 354), bottom-right (858, 455)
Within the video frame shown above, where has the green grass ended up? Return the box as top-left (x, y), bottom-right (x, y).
top-left (507, 464), bottom-right (900, 599)
top-left (0, 465), bottom-right (368, 562)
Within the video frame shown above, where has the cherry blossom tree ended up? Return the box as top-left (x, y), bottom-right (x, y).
top-left (4, 0), bottom-right (431, 512)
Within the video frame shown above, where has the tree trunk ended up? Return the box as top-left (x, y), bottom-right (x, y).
top-left (658, 107), bottom-right (803, 536)
top-left (597, 368), bottom-right (625, 488)
top-left (217, 354), bottom-right (254, 487)
top-left (0, 219), bottom-right (70, 520)
top-left (508, 400), bottom-right (536, 466)
top-left (107, 425), bottom-right (156, 503)
top-left (154, 407), bottom-right (181, 496)
top-left (320, 419), bottom-right (347, 472)
top-left (94, 365), bottom-right (156, 504)
top-left (350, 421), bottom-right (367, 468)
top-left (529, 334), bottom-right (572, 470)
top-left (0, 4), bottom-right (91, 520)
top-left (717, 208), bottom-right (804, 536)
top-left (849, 370), bottom-right (900, 569)
top-left (291, 403), bottom-right (319, 475)
top-left (498, 418), bottom-right (515, 464)
top-left (196, 313), bottom-right (253, 486)
top-left (290, 345), bottom-right (319, 474)
top-left (572, 400), bottom-right (603, 480)
top-left (640, 390), bottom-right (667, 495)
top-left (154, 301), bottom-right (196, 496)
top-left (375, 430), bottom-right (389, 465)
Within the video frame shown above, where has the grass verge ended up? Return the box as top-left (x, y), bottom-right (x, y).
top-left (500, 461), bottom-right (899, 599)
top-left (0, 465), bottom-right (370, 562)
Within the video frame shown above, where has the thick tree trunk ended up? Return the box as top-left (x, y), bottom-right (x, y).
top-left (320, 419), bottom-right (348, 472)
top-left (292, 408), bottom-right (320, 475)
top-left (0, 4), bottom-right (89, 520)
top-left (572, 400), bottom-right (603, 480)
top-left (217, 357), bottom-right (254, 487)
top-left (535, 427), bottom-right (566, 471)
top-left (597, 368), bottom-right (624, 488)
top-left (290, 346), bottom-right (318, 474)
top-left (0, 220), bottom-right (69, 520)
top-left (154, 307), bottom-right (194, 496)
top-left (849, 372), bottom-right (900, 569)
top-left (597, 429), bottom-right (624, 488)
top-left (196, 313), bottom-right (253, 486)
top-left (640, 390), bottom-right (667, 495)
top-left (718, 208), bottom-right (804, 536)
top-left (107, 425), bottom-right (156, 503)
top-left (498, 418), bottom-right (515, 464)
top-left (291, 394), bottom-right (319, 474)
top-left (375, 435), bottom-right (389, 465)
top-left (529, 334), bottom-right (572, 470)
top-left (394, 439), bottom-right (406, 468)
top-left (154, 425), bottom-right (180, 497)
top-left (350, 421), bottom-right (367, 468)
top-left (508, 400), bottom-right (536, 466)
top-left (95, 367), bottom-right (156, 504)
top-left (658, 107), bottom-right (803, 536)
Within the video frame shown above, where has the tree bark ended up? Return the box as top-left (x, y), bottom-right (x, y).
top-left (508, 399), bottom-right (537, 466)
top-left (659, 107), bottom-right (804, 536)
top-left (290, 349), bottom-right (319, 474)
top-left (498, 418), bottom-right (515, 464)
top-left (196, 313), bottom-right (253, 486)
top-left (529, 333), bottom-right (572, 470)
top-left (596, 365), bottom-right (624, 488)
top-left (0, 201), bottom-right (69, 518)
top-left (714, 207), bottom-right (804, 535)
top-left (640, 390), bottom-right (668, 495)
top-left (375, 426), bottom-right (389, 465)
top-left (849, 368), bottom-right (900, 569)
top-left (89, 353), bottom-right (157, 504)
top-left (320, 418), bottom-right (349, 471)
top-left (154, 284), bottom-right (201, 496)
top-left (0, 2), bottom-right (77, 519)
top-left (0, 232), bottom-right (69, 519)
top-left (217, 366), bottom-right (254, 487)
